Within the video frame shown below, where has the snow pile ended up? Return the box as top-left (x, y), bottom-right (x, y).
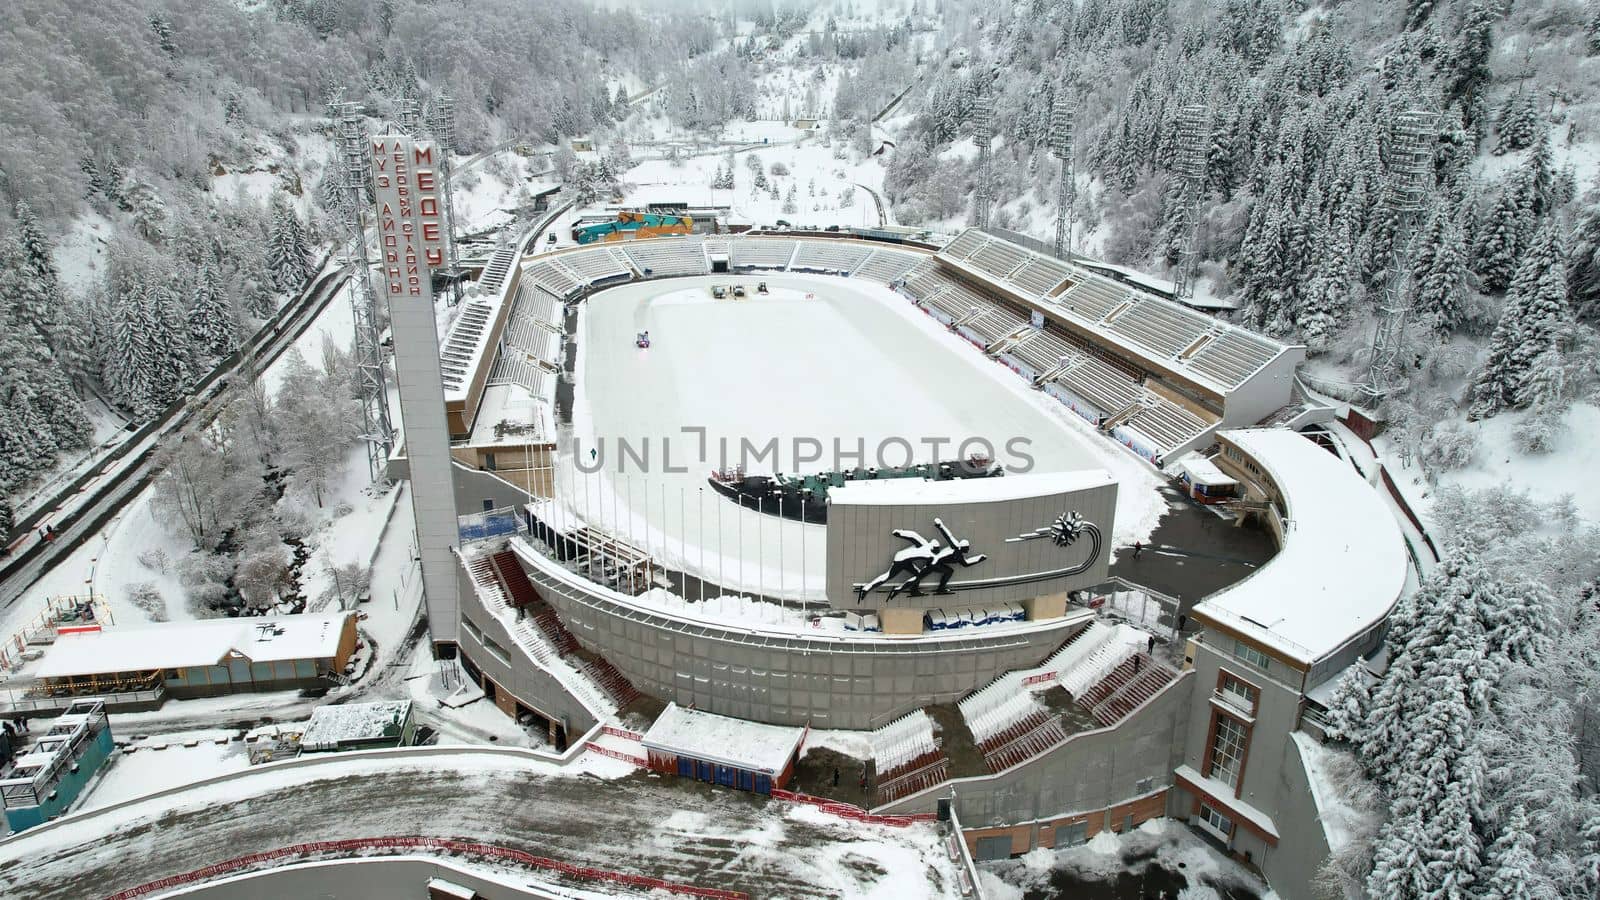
top-left (1292, 732), bottom-right (1379, 853)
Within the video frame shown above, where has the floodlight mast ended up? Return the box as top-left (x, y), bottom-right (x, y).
top-left (1364, 109), bottom-right (1438, 399)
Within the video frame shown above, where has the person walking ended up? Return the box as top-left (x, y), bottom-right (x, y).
top-left (1147, 635), bottom-right (1156, 654)
top-left (832, 767), bottom-right (840, 788)
top-left (1132, 541), bottom-right (1143, 559)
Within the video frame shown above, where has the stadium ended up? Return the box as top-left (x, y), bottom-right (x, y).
top-left (400, 219), bottom-right (1408, 893)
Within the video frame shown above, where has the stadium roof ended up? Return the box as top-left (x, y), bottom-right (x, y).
top-left (641, 702), bottom-right (805, 775)
top-left (35, 613), bottom-right (351, 678)
top-left (1192, 429), bottom-right (1407, 666)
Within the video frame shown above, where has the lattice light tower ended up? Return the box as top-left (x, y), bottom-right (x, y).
top-left (336, 102), bottom-right (396, 483)
top-left (1364, 109), bottom-right (1438, 398)
top-left (1050, 90), bottom-right (1076, 259)
top-left (972, 94), bottom-right (994, 229)
top-left (1171, 104), bottom-right (1211, 302)
top-left (433, 94), bottom-right (465, 306)
top-left (395, 96), bottom-right (421, 137)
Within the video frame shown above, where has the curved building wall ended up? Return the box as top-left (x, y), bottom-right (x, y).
top-left (170, 858), bottom-right (563, 900)
top-left (509, 539), bottom-right (1088, 729)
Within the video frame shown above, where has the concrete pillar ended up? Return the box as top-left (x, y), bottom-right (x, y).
top-left (1024, 592), bottom-right (1067, 621)
top-left (879, 608), bottom-right (924, 635)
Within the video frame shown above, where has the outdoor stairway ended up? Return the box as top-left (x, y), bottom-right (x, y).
top-left (581, 656), bottom-right (641, 708)
top-left (489, 551), bottom-right (538, 608)
top-left (982, 717), bottom-right (1069, 773)
top-left (478, 244), bottom-right (519, 294)
top-left (870, 710), bottom-right (950, 805)
top-left (1080, 655), bottom-right (1177, 726)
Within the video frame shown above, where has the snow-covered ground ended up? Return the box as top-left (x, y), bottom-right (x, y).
top-left (979, 817), bottom-right (1268, 900)
top-left (557, 273), bottom-right (1165, 602)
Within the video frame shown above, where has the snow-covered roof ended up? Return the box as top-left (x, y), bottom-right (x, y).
top-left (35, 613), bottom-right (352, 678)
top-left (1193, 429), bottom-right (1407, 666)
top-left (641, 703), bottom-right (805, 775)
top-left (1175, 454), bottom-right (1236, 487)
top-left (300, 700), bottom-right (412, 750)
top-left (828, 469), bottom-right (1114, 507)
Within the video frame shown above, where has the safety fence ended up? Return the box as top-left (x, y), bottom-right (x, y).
top-left (769, 788), bottom-right (937, 828)
top-left (602, 725), bottom-right (643, 741)
top-left (584, 741), bottom-right (648, 767)
top-left (101, 835), bottom-right (748, 900)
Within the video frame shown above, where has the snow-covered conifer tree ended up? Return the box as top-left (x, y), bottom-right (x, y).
top-left (1472, 178), bottom-right (1530, 294)
top-left (268, 196), bottom-right (310, 293)
top-left (1493, 90), bottom-right (1540, 155)
top-left (187, 262), bottom-right (237, 365)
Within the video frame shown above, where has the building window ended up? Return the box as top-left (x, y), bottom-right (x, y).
top-left (1208, 714), bottom-right (1249, 789)
top-left (1198, 803), bottom-right (1234, 841)
top-left (1219, 673), bottom-right (1258, 713)
top-left (1233, 640), bottom-right (1271, 672)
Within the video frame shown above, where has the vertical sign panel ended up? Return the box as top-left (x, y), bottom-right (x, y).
top-left (371, 135), bottom-right (462, 643)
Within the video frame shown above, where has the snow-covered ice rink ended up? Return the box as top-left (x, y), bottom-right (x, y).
top-left (558, 273), bottom-right (1165, 602)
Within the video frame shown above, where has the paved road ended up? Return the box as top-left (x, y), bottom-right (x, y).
top-left (0, 756), bottom-right (960, 900)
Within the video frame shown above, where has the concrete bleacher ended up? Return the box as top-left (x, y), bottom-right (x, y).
top-left (1055, 278), bottom-right (1132, 324)
top-left (1008, 257), bottom-right (1074, 298)
top-left (1186, 329), bottom-right (1282, 387)
top-left (792, 240), bottom-right (872, 273)
top-left (477, 243), bottom-right (520, 295)
top-left (966, 239), bottom-right (1030, 282)
top-left (1121, 396), bottom-right (1213, 452)
top-left (486, 350), bottom-right (550, 395)
top-left (560, 246), bottom-right (632, 284)
top-left (440, 301), bottom-right (494, 394)
top-left (621, 239), bottom-right (708, 277)
top-left (1059, 625), bottom-right (1147, 700)
top-left (1104, 299), bottom-right (1215, 360)
top-left (852, 248), bottom-right (923, 284)
top-left (1052, 355), bottom-right (1145, 418)
top-left (940, 229), bottom-right (989, 261)
top-left (730, 238), bottom-right (796, 270)
top-left (1007, 327), bottom-right (1081, 375)
top-left (962, 308), bottom-right (1027, 345)
top-left (529, 261), bottom-right (580, 297)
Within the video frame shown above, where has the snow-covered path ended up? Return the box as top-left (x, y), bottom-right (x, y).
top-left (0, 753), bottom-right (963, 900)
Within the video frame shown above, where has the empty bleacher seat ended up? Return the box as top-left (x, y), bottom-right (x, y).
top-left (1105, 299), bottom-right (1214, 359)
top-left (1121, 396), bottom-right (1214, 455)
top-left (620, 239), bottom-right (708, 277)
top-left (940, 229), bottom-right (989, 261)
top-left (730, 238), bottom-right (795, 270)
top-left (1054, 278), bottom-right (1129, 323)
top-left (852, 249), bottom-right (925, 284)
top-left (1052, 355), bottom-right (1144, 417)
top-left (529, 261), bottom-right (580, 297)
top-left (559, 247), bottom-right (631, 284)
top-left (1185, 329), bottom-right (1281, 389)
top-left (792, 241), bottom-right (872, 273)
top-left (967, 239), bottom-right (1030, 281)
top-left (1008, 257), bottom-right (1073, 298)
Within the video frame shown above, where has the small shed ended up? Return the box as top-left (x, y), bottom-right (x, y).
top-left (300, 700), bottom-right (415, 752)
top-left (641, 703), bottom-right (805, 794)
top-left (1174, 454), bottom-right (1239, 504)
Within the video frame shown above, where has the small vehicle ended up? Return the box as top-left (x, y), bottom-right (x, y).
top-left (546, 233), bottom-right (557, 246)
top-left (825, 225), bottom-right (841, 232)
top-left (712, 285), bottom-right (728, 299)
top-left (756, 282), bottom-right (768, 294)
top-left (636, 331), bottom-right (650, 348)
top-left (732, 285), bottom-right (747, 298)
top-left (775, 219), bottom-right (792, 229)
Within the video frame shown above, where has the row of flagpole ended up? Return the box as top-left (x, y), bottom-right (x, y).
top-left (525, 453), bottom-right (819, 625)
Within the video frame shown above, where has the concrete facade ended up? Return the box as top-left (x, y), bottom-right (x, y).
top-left (509, 538), bottom-right (1088, 729)
top-left (825, 472), bottom-right (1117, 610)
top-left (876, 671), bottom-right (1192, 837)
top-left (455, 564), bottom-right (602, 740)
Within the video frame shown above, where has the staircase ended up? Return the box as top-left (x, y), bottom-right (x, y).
top-left (468, 547), bottom-right (644, 714)
top-left (982, 718), bottom-right (1069, 773)
top-left (1081, 655), bottom-right (1178, 726)
top-left (478, 244), bottom-right (519, 295)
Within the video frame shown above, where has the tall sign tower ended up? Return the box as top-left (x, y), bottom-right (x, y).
top-left (1170, 104), bottom-right (1211, 302)
top-left (972, 94), bottom-right (994, 229)
top-left (1364, 109), bottom-right (1437, 399)
top-left (369, 132), bottom-right (462, 643)
top-left (1050, 89), bottom-right (1076, 259)
top-left (335, 103), bottom-right (395, 483)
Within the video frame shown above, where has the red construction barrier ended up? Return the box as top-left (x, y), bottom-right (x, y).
top-left (601, 725), bottom-right (644, 741)
top-left (769, 789), bottom-right (937, 827)
top-left (101, 836), bottom-right (748, 900)
top-left (585, 741), bottom-right (648, 767)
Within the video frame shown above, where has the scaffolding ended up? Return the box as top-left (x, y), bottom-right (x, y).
top-left (433, 94), bottom-right (465, 306)
top-left (1050, 89), bottom-right (1076, 259)
top-left (337, 102), bottom-right (396, 483)
top-left (972, 95), bottom-right (994, 229)
top-left (1170, 104), bottom-right (1211, 301)
top-left (1364, 109), bottom-right (1438, 399)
